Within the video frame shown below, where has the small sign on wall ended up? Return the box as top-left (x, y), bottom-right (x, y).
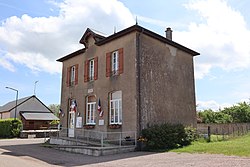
top-left (76, 117), bottom-right (82, 128)
top-left (99, 119), bottom-right (104, 126)
top-left (88, 89), bottom-right (93, 94)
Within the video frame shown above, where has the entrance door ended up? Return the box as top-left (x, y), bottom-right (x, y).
top-left (68, 111), bottom-right (75, 137)
top-left (68, 99), bottom-right (77, 137)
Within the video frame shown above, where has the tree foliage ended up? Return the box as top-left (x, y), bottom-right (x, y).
top-left (198, 102), bottom-right (250, 123)
top-left (48, 104), bottom-right (60, 117)
top-left (0, 119), bottom-right (22, 138)
top-left (222, 102), bottom-right (250, 123)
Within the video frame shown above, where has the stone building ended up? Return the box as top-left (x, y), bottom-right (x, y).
top-left (57, 24), bottom-right (199, 138)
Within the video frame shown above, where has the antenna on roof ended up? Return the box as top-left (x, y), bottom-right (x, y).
top-left (34, 81), bottom-right (38, 96)
top-left (114, 26), bottom-right (116, 34)
top-left (136, 16), bottom-right (138, 25)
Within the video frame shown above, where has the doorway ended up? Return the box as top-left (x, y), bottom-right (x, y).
top-left (68, 99), bottom-right (77, 137)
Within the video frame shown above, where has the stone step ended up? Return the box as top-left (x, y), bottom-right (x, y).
top-left (56, 145), bottom-right (135, 156)
top-left (49, 137), bottom-right (136, 156)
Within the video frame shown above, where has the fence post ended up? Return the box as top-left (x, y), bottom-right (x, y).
top-left (76, 130), bottom-right (78, 146)
top-left (101, 132), bottom-right (104, 148)
top-left (87, 130), bottom-right (89, 143)
top-left (222, 127), bottom-right (224, 140)
top-left (44, 131), bottom-right (46, 143)
top-left (216, 127), bottom-right (218, 141)
top-left (233, 127), bottom-right (235, 137)
top-left (207, 126), bottom-right (211, 142)
top-left (135, 131), bottom-right (137, 147)
top-left (119, 132), bottom-right (122, 147)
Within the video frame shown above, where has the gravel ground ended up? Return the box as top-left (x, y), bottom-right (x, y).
top-left (0, 138), bottom-right (250, 167)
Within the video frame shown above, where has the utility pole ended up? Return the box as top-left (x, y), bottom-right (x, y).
top-left (6, 87), bottom-right (18, 120)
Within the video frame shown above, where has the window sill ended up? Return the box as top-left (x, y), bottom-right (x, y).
top-left (109, 124), bottom-right (122, 129)
top-left (84, 125), bottom-right (95, 129)
top-left (111, 72), bottom-right (119, 76)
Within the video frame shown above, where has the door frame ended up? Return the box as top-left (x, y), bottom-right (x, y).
top-left (68, 111), bottom-right (75, 137)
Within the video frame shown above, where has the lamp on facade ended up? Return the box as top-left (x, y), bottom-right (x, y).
top-left (6, 87), bottom-right (18, 120)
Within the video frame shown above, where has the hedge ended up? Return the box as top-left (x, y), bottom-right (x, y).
top-left (0, 119), bottom-right (22, 138)
top-left (140, 123), bottom-right (197, 150)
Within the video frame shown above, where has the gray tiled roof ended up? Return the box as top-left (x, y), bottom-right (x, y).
top-left (0, 96), bottom-right (32, 113)
top-left (20, 112), bottom-right (59, 121)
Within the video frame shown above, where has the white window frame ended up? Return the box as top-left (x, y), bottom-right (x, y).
top-left (109, 91), bottom-right (122, 125)
top-left (86, 101), bottom-right (96, 125)
top-left (89, 59), bottom-right (94, 81)
top-left (111, 51), bottom-right (119, 74)
top-left (70, 65), bottom-right (75, 86)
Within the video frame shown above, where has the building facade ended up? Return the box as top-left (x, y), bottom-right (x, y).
top-left (57, 25), bottom-right (199, 138)
top-left (0, 95), bottom-right (59, 130)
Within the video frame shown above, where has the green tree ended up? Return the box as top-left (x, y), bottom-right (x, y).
top-left (198, 101), bottom-right (250, 124)
top-left (48, 104), bottom-right (60, 117)
top-left (221, 102), bottom-right (250, 123)
top-left (213, 112), bottom-right (233, 123)
top-left (197, 109), bottom-right (216, 123)
top-left (198, 109), bottom-right (233, 123)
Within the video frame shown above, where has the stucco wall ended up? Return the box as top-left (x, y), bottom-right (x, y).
top-left (139, 34), bottom-right (197, 129)
top-left (60, 32), bottom-right (138, 133)
top-left (1, 112), bottom-right (10, 119)
top-left (60, 29), bottom-right (198, 137)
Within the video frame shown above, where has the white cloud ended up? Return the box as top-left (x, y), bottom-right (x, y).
top-left (231, 90), bottom-right (250, 103)
top-left (197, 100), bottom-right (231, 111)
top-left (137, 15), bottom-right (168, 27)
top-left (175, 0), bottom-right (250, 79)
top-left (136, 15), bottom-right (187, 30)
top-left (0, 50), bottom-right (15, 72)
top-left (0, 0), bottom-right (134, 74)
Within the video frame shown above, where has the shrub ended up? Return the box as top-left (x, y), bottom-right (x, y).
top-left (0, 119), bottom-right (22, 138)
top-left (141, 123), bottom-right (197, 150)
top-left (50, 120), bottom-right (59, 126)
top-left (11, 119), bottom-right (22, 137)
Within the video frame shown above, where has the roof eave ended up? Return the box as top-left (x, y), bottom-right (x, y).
top-left (56, 48), bottom-right (85, 62)
top-left (96, 24), bottom-right (199, 56)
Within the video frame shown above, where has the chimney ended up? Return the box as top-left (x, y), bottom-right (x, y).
top-left (165, 27), bottom-right (172, 40)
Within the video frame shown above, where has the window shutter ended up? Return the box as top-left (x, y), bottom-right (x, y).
top-left (118, 48), bottom-right (124, 74)
top-left (75, 64), bottom-right (79, 85)
top-left (66, 67), bottom-right (70, 87)
top-left (106, 52), bottom-right (111, 77)
top-left (94, 57), bottom-right (98, 80)
top-left (84, 60), bottom-right (89, 82)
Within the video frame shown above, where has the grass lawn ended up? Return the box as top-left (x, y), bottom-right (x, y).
top-left (171, 134), bottom-right (250, 157)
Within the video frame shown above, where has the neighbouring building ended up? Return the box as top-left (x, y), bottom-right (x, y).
top-left (57, 24), bottom-right (199, 138)
top-left (0, 95), bottom-right (59, 130)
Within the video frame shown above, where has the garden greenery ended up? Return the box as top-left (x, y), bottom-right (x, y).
top-left (198, 102), bottom-right (250, 123)
top-left (0, 118), bottom-right (22, 138)
top-left (141, 124), bottom-right (197, 150)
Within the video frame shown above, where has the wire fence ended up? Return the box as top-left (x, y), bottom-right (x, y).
top-left (197, 123), bottom-right (250, 141)
top-left (49, 127), bottom-right (137, 148)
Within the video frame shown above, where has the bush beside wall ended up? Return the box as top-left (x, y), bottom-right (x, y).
top-left (141, 124), bottom-right (197, 151)
top-left (0, 119), bottom-right (22, 138)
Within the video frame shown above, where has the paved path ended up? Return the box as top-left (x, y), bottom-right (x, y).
top-left (1, 138), bottom-right (250, 167)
